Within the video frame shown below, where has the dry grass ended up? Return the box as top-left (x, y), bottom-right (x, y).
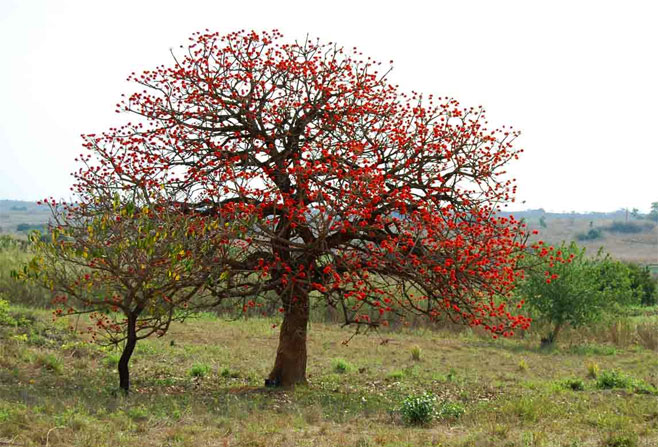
top-left (527, 217), bottom-right (658, 264)
top-left (1, 306), bottom-right (658, 446)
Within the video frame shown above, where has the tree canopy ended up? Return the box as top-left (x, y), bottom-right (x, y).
top-left (45, 30), bottom-right (537, 386)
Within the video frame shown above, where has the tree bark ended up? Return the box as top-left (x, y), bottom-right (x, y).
top-left (118, 313), bottom-right (138, 393)
top-left (267, 289), bottom-right (309, 387)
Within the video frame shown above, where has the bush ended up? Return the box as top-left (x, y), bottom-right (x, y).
top-left (626, 263), bottom-right (657, 306)
top-left (576, 228), bottom-right (602, 241)
top-left (597, 370), bottom-right (631, 389)
top-left (399, 393), bottom-right (436, 426)
top-left (603, 221), bottom-right (654, 234)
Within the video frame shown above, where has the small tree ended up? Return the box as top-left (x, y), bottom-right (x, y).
top-left (518, 242), bottom-right (633, 345)
top-left (27, 192), bottom-right (235, 392)
top-left (649, 202), bottom-right (658, 222)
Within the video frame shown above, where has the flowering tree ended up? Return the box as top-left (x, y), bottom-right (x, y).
top-left (74, 30), bottom-right (533, 386)
top-left (29, 190), bottom-right (236, 392)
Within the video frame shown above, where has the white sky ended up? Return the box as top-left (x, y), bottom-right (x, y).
top-left (0, 0), bottom-right (656, 213)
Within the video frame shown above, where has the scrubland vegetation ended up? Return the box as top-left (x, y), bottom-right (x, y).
top-left (1, 235), bottom-right (658, 447)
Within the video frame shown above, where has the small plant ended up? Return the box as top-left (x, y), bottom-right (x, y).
top-left (410, 345), bottom-right (422, 361)
top-left (437, 400), bottom-right (465, 419)
top-left (332, 358), bottom-right (354, 374)
top-left (399, 392), bottom-right (436, 426)
top-left (602, 432), bottom-right (638, 447)
top-left (0, 298), bottom-right (16, 326)
top-left (586, 361), bottom-right (600, 379)
top-left (104, 353), bottom-right (120, 369)
top-left (220, 367), bottom-right (240, 378)
top-left (36, 353), bottom-right (63, 374)
top-left (562, 378), bottom-right (585, 391)
top-left (387, 370), bottom-right (405, 380)
top-left (188, 363), bottom-right (211, 378)
top-left (517, 358), bottom-right (528, 372)
top-left (596, 370), bottom-right (632, 390)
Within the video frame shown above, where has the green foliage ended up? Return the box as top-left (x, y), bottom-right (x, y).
top-left (575, 228), bottom-right (602, 241)
top-left (603, 221), bottom-right (654, 234)
top-left (437, 400), bottom-right (465, 419)
top-left (399, 392), bottom-right (436, 426)
top-left (626, 263), bottom-right (657, 306)
top-left (36, 353), bottom-right (63, 373)
top-left (518, 242), bottom-right (634, 344)
top-left (188, 363), bottom-right (211, 377)
top-left (596, 369), bottom-right (657, 394)
top-left (332, 358), bottom-right (354, 374)
top-left (0, 298), bottom-right (16, 326)
top-left (602, 433), bottom-right (637, 447)
top-left (561, 378), bottom-right (585, 391)
top-left (539, 215), bottom-right (547, 228)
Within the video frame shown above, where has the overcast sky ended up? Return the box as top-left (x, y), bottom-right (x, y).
top-left (0, 0), bottom-right (656, 212)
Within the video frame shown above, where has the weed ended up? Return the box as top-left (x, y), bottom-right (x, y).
top-left (410, 345), bottom-right (422, 361)
top-left (387, 370), bottom-right (405, 380)
top-left (188, 363), bottom-right (211, 377)
top-left (399, 393), bottom-right (436, 426)
top-left (104, 353), bottom-right (120, 369)
top-left (332, 358), bottom-right (354, 374)
top-left (518, 358), bottom-right (528, 372)
top-left (596, 370), bottom-right (633, 390)
top-left (586, 361), bottom-right (600, 379)
top-left (437, 400), bottom-right (465, 420)
top-left (36, 353), bottom-right (62, 373)
top-left (220, 367), bottom-right (240, 378)
top-left (562, 378), bottom-right (585, 391)
top-left (602, 432), bottom-right (638, 447)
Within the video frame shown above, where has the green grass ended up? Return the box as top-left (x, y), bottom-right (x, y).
top-left (1, 305), bottom-right (658, 446)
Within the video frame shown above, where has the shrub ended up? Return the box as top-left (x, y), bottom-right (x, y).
top-left (188, 363), bottom-right (211, 378)
top-left (603, 221), bottom-right (653, 234)
top-left (576, 228), bottom-right (602, 241)
top-left (399, 393), bottom-right (436, 426)
top-left (332, 358), bottom-right (354, 374)
top-left (596, 370), bottom-right (633, 390)
top-left (626, 263), bottom-right (657, 306)
top-left (517, 358), bottom-right (528, 372)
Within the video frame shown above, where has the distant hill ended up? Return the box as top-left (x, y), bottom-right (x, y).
top-left (0, 200), bottom-right (51, 237)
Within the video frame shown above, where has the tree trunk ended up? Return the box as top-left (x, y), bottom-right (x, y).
top-left (541, 322), bottom-right (562, 347)
top-left (267, 289), bottom-right (309, 387)
top-left (118, 314), bottom-right (138, 393)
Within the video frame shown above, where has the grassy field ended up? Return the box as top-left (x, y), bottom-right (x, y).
top-left (1, 306), bottom-right (658, 447)
top-left (525, 217), bottom-right (657, 265)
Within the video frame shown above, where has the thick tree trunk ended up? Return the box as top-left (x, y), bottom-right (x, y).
top-left (118, 314), bottom-right (138, 393)
top-left (267, 290), bottom-right (309, 387)
top-left (541, 322), bottom-right (562, 347)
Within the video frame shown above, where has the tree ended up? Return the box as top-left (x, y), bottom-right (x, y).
top-left (518, 242), bottom-right (633, 345)
top-left (27, 191), bottom-right (235, 392)
top-left (72, 30), bottom-right (536, 386)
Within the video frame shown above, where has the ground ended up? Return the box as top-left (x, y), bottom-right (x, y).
top-left (1, 306), bottom-right (657, 447)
